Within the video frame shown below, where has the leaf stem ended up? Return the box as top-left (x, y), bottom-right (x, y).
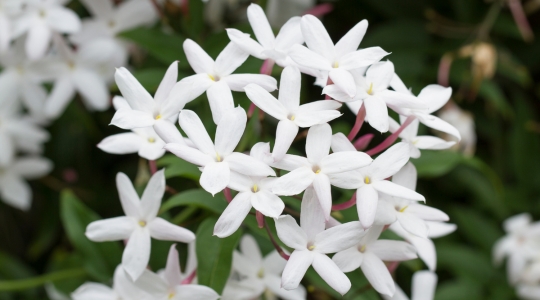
top-left (0, 268), bottom-right (86, 292)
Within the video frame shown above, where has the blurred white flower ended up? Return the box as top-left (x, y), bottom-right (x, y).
top-left (0, 0), bottom-right (24, 52)
top-left (438, 103), bottom-right (476, 157)
top-left (266, 0), bottom-right (315, 28)
top-left (0, 156), bottom-right (52, 210)
top-left (85, 170), bottom-right (196, 280)
top-left (382, 270), bottom-right (438, 300)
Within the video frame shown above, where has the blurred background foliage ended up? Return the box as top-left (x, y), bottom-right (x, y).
top-left (1, 0), bottom-right (540, 299)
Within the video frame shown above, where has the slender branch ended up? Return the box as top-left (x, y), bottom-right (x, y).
top-left (180, 269), bottom-right (197, 285)
top-left (353, 133), bottom-right (374, 151)
top-left (332, 192), bottom-right (356, 211)
top-left (223, 188), bottom-right (232, 203)
top-left (365, 116), bottom-right (415, 156)
top-left (260, 59), bottom-right (275, 75)
top-left (477, 0), bottom-right (503, 40)
top-left (148, 160), bottom-right (158, 174)
top-left (256, 211), bottom-right (265, 228)
top-left (0, 268), bottom-right (86, 291)
top-left (348, 104), bottom-right (367, 141)
top-left (263, 218), bottom-right (290, 260)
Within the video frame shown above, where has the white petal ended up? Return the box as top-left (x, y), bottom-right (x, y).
top-left (240, 234), bottom-right (263, 266)
top-left (417, 114), bottom-right (461, 140)
top-left (392, 162), bottom-right (417, 190)
top-left (396, 213), bottom-right (428, 238)
top-left (274, 16), bottom-right (304, 51)
top-left (411, 271), bottom-right (437, 300)
top-left (314, 221), bottom-right (364, 253)
top-left (300, 187), bottom-right (326, 241)
top-left (98, 133), bottom-right (143, 155)
top-left (11, 158), bottom-right (52, 179)
top-left (418, 84), bottom-right (452, 114)
top-left (245, 83), bottom-right (287, 120)
top-left (272, 154), bottom-right (310, 172)
top-left (281, 250), bottom-right (314, 290)
top-left (207, 81), bottom-right (235, 124)
top-left (272, 167), bottom-right (314, 196)
top-left (215, 106), bottom-right (246, 156)
top-left (164, 244), bottom-right (182, 288)
top-left (214, 42), bottom-right (249, 76)
top-left (114, 68), bottom-right (154, 112)
top-left (154, 61), bottom-right (178, 105)
top-left (275, 215), bottom-right (308, 250)
top-left (278, 66), bottom-right (301, 111)
top-left (116, 173), bottom-right (140, 218)
top-left (323, 84), bottom-right (354, 102)
top-left (26, 24), bottom-right (51, 60)
top-left (214, 192), bottom-right (252, 238)
top-left (334, 20), bottom-right (368, 58)
top-left (369, 142), bottom-right (410, 181)
top-left (174, 285), bottom-right (220, 300)
top-left (272, 120), bottom-right (299, 161)
top-left (153, 120), bottom-right (185, 144)
top-left (366, 61), bottom-right (394, 90)
top-left (140, 169), bottom-right (165, 220)
top-left (46, 7), bottom-right (81, 33)
top-left (320, 151), bottom-right (372, 174)
top-left (183, 39), bottom-right (214, 74)
top-left (380, 90), bottom-right (427, 110)
top-left (300, 15), bottom-right (334, 60)
top-left (169, 74), bottom-right (212, 105)
top-left (148, 217), bottom-right (195, 243)
top-left (364, 96), bottom-right (389, 133)
top-left (225, 74), bottom-right (277, 92)
top-left (333, 247), bottom-right (363, 273)
top-left (306, 123), bottom-right (331, 164)
top-left (251, 191), bottom-right (284, 218)
top-left (312, 253), bottom-right (351, 295)
top-left (360, 252), bottom-right (395, 296)
top-left (110, 109), bottom-right (155, 130)
top-left (263, 251), bottom-right (288, 275)
top-left (426, 221), bottom-right (457, 238)
top-left (72, 70), bottom-right (109, 111)
top-left (340, 47), bottom-right (389, 70)
top-left (369, 240), bottom-right (417, 261)
top-left (226, 152), bottom-right (276, 177)
top-left (200, 162), bottom-right (230, 196)
top-left (373, 180), bottom-right (425, 201)
top-left (122, 229), bottom-right (151, 280)
top-left (265, 274), bottom-right (306, 300)
top-left (71, 282), bottom-right (116, 300)
top-left (331, 133), bottom-right (357, 152)
top-left (178, 110), bottom-right (215, 155)
top-left (313, 173), bottom-right (332, 219)
top-left (288, 44), bottom-right (332, 71)
top-left (329, 68), bottom-right (356, 98)
top-left (85, 217), bottom-right (135, 241)
top-left (357, 185), bottom-right (379, 229)
top-left (414, 136), bottom-right (455, 150)
top-left (226, 28), bottom-right (266, 59)
top-left (407, 204), bottom-right (449, 222)
top-left (45, 76), bottom-right (75, 119)
top-left (164, 143), bottom-right (212, 167)
top-left (0, 174), bottom-right (31, 210)
top-left (247, 3), bottom-right (275, 48)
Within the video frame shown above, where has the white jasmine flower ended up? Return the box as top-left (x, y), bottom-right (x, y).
top-left (0, 0), bottom-right (23, 52)
top-left (382, 270), bottom-right (438, 300)
top-left (223, 235), bottom-right (306, 300)
top-left (244, 66), bottom-right (342, 161)
top-left (333, 225), bottom-right (417, 296)
top-left (265, 0), bottom-right (315, 28)
top-left (289, 15), bottom-right (388, 97)
top-left (272, 123), bottom-right (372, 219)
top-left (42, 37), bottom-right (110, 119)
top-left (182, 39), bottom-right (277, 124)
top-left (275, 187), bottom-right (366, 295)
top-left (111, 61), bottom-right (192, 129)
top-left (329, 142), bottom-right (425, 229)
top-left (135, 244), bottom-right (219, 300)
top-left (164, 107), bottom-right (276, 196)
top-left (438, 103), bottom-right (476, 156)
top-left (227, 4), bottom-right (303, 67)
top-left (72, 265), bottom-right (153, 300)
top-left (323, 61), bottom-right (427, 132)
top-left (0, 156), bottom-right (52, 210)
top-left (388, 117), bottom-right (455, 158)
top-left (12, 0), bottom-right (81, 60)
top-left (71, 0), bottom-right (157, 67)
top-left (375, 163), bottom-right (449, 238)
top-left (85, 170), bottom-right (196, 280)
top-left (0, 101), bottom-right (49, 166)
top-left (214, 171), bottom-right (283, 238)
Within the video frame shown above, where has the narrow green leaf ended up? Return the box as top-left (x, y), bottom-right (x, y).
top-left (196, 218), bottom-right (242, 294)
top-left (157, 154), bottom-right (201, 180)
top-left (161, 189), bottom-right (226, 214)
top-left (412, 150), bottom-right (463, 177)
top-left (120, 28), bottom-right (187, 66)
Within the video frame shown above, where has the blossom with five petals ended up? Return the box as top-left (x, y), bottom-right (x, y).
top-left (85, 170), bottom-right (196, 280)
top-left (382, 271), bottom-right (438, 300)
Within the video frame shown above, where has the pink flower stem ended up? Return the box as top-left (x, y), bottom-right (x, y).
top-left (256, 211), bottom-right (264, 228)
top-left (264, 218), bottom-right (290, 260)
top-left (353, 133), bottom-right (374, 151)
top-left (180, 269), bottom-right (197, 284)
top-left (148, 160), bottom-right (158, 174)
top-left (508, 0), bottom-right (534, 42)
top-left (332, 192), bottom-right (356, 211)
top-left (347, 104), bottom-right (367, 141)
top-left (260, 59), bottom-right (275, 75)
top-left (303, 3), bottom-right (334, 17)
top-left (365, 116), bottom-right (416, 156)
top-left (223, 188), bottom-right (232, 203)
top-left (325, 78), bottom-right (334, 100)
top-left (247, 103), bottom-right (257, 119)
top-left (437, 54), bottom-right (453, 87)
top-left (387, 261), bottom-right (400, 274)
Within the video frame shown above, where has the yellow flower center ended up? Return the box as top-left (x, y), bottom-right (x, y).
top-left (138, 221), bottom-right (147, 227)
top-left (257, 268), bottom-right (265, 278)
top-left (359, 245), bottom-right (366, 253)
top-left (168, 293), bottom-right (175, 299)
top-left (216, 152), bottom-right (222, 162)
top-left (148, 137), bottom-right (156, 143)
top-left (367, 83), bottom-right (374, 95)
top-left (399, 206), bottom-right (408, 213)
top-left (308, 245), bottom-right (316, 250)
top-left (364, 176), bottom-right (371, 184)
top-left (333, 61), bottom-right (339, 68)
top-left (155, 114), bottom-right (162, 120)
top-left (252, 184), bottom-right (259, 193)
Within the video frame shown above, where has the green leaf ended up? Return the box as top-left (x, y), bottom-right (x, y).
top-left (120, 28), bottom-right (187, 66)
top-left (157, 154), bottom-right (201, 180)
top-left (132, 68), bottom-right (169, 92)
top-left (437, 243), bottom-right (495, 284)
top-left (435, 279), bottom-right (482, 300)
top-left (412, 150), bottom-right (464, 177)
top-left (478, 80), bottom-right (514, 119)
top-left (196, 218), bottom-right (242, 294)
top-left (60, 190), bottom-right (122, 280)
top-left (161, 189), bottom-right (227, 214)
top-left (450, 207), bottom-right (503, 252)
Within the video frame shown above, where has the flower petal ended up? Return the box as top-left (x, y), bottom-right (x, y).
top-left (214, 42), bottom-right (249, 76)
top-left (174, 285), bottom-right (220, 300)
top-left (413, 136), bottom-right (455, 150)
top-left (369, 240), bottom-right (417, 261)
top-left (288, 44), bottom-right (332, 71)
top-left (140, 169), bottom-right (165, 220)
top-left (247, 3), bottom-right (275, 48)
top-left (154, 61), bottom-right (178, 105)
top-left (207, 81), bottom-right (235, 124)
top-left (214, 192), bottom-right (252, 238)
top-left (122, 228), bottom-right (151, 280)
top-left (26, 24), bottom-right (51, 60)
top-left (396, 212), bottom-right (428, 238)
top-left (226, 152), bottom-right (276, 177)
top-left (314, 221), bottom-right (364, 253)
top-left (251, 191), bottom-right (284, 218)
top-left (274, 16), bottom-right (304, 51)
top-left (0, 174), bottom-right (31, 210)
top-left (200, 161), bottom-right (230, 196)
top-left (164, 244), bottom-right (182, 288)
top-left (331, 133), bottom-right (357, 152)
top-left (392, 162), bottom-right (417, 190)
top-left (357, 185), bottom-right (379, 229)
top-left (272, 167), bottom-right (314, 196)
top-left (164, 143), bottom-right (212, 167)
top-left (300, 186), bottom-right (326, 241)
top-left (275, 215), bottom-right (308, 250)
top-left (46, 6), bottom-right (81, 33)
top-left (273, 120), bottom-right (299, 161)
top-left (369, 142), bottom-right (410, 181)
top-left (110, 109), bottom-right (155, 130)
top-left (44, 76), bottom-right (76, 119)
top-left (73, 69), bottom-right (109, 111)
top-left (313, 173), bottom-right (332, 219)
top-left (148, 217), bottom-right (195, 243)
top-left (226, 28), bottom-right (266, 59)
top-left (245, 83), bottom-right (287, 120)
top-left (85, 216), bottom-right (135, 242)
top-left (334, 20), bottom-right (368, 58)
top-left (360, 252), bottom-right (395, 296)
top-left (373, 180), bottom-right (425, 201)
top-left (320, 151), bottom-right (372, 174)
top-left (333, 247), bottom-right (363, 273)
top-left (340, 47), bottom-right (389, 70)
top-left (306, 123), bottom-right (332, 164)
top-left (312, 252), bottom-right (352, 296)
top-left (281, 250), bottom-right (314, 290)
top-left (116, 172), bottom-right (140, 218)
top-left (329, 68), bottom-right (356, 98)
top-left (183, 39), bottom-right (214, 74)
top-left (215, 106), bottom-right (246, 156)
top-left (417, 114), bottom-right (461, 140)
top-left (300, 15), bottom-right (334, 60)
top-left (153, 120), bottom-right (186, 144)
top-left (418, 84), bottom-right (452, 114)
top-left (98, 133), bottom-right (143, 155)
top-left (364, 96), bottom-right (389, 133)
top-left (407, 204), bottom-right (449, 222)
top-left (225, 74), bottom-right (277, 92)
top-left (178, 110), bottom-right (215, 155)
top-left (411, 271), bottom-right (438, 300)
top-left (278, 66), bottom-right (301, 111)
top-left (114, 67), bottom-right (154, 112)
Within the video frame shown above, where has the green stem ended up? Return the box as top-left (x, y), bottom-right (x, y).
top-left (0, 268), bottom-right (86, 291)
top-left (173, 206), bottom-right (198, 224)
top-left (477, 0), bottom-right (504, 39)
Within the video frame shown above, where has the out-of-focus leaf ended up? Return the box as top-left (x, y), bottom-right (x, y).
top-left (132, 68), bottom-right (169, 92)
top-left (120, 28), bottom-right (187, 67)
top-left (60, 190), bottom-right (122, 281)
top-left (412, 150), bottom-right (463, 177)
top-left (437, 243), bottom-right (495, 284)
top-left (497, 50), bottom-right (532, 87)
top-left (196, 217), bottom-right (242, 294)
top-left (435, 279), bottom-right (482, 300)
top-left (478, 80), bottom-right (514, 119)
top-left (160, 189), bottom-right (227, 214)
top-left (450, 207), bottom-right (503, 252)
top-left (157, 154), bottom-right (201, 180)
